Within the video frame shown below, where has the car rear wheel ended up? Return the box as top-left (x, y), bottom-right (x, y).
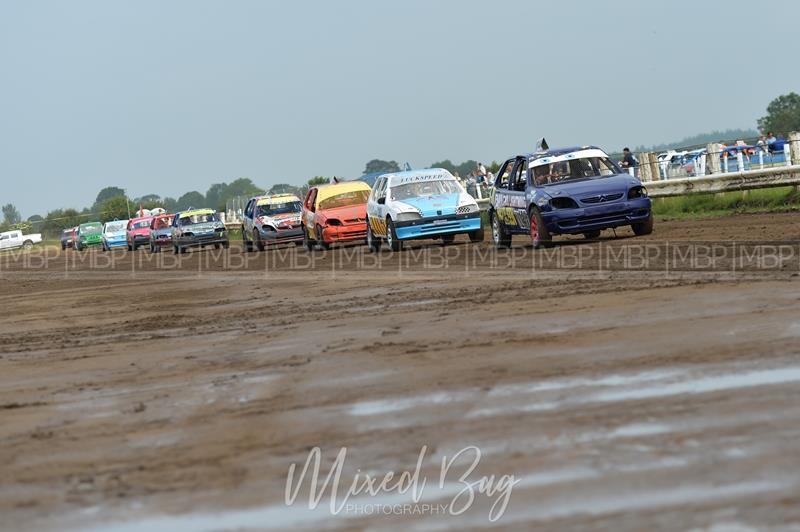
top-left (469, 227), bottom-right (484, 243)
top-left (316, 225), bottom-right (330, 250)
top-left (529, 208), bottom-right (552, 249)
top-left (491, 211), bottom-right (511, 248)
top-left (583, 230), bottom-right (601, 240)
top-left (366, 223), bottom-right (381, 253)
top-left (302, 225), bottom-right (315, 251)
top-left (631, 213), bottom-right (654, 236)
top-left (386, 218), bottom-right (402, 252)
top-left (441, 234), bottom-right (455, 245)
top-left (243, 226), bottom-right (254, 253)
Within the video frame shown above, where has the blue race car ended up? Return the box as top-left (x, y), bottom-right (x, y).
top-left (489, 145), bottom-right (653, 248)
top-left (366, 169), bottom-right (483, 251)
top-left (101, 220), bottom-right (129, 251)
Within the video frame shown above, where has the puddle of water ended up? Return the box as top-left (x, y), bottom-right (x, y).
top-left (349, 390), bottom-right (474, 417)
top-left (592, 367), bottom-right (800, 403)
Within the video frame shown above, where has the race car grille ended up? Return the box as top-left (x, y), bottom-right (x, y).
top-left (344, 218), bottom-right (365, 224)
top-left (456, 205), bottom-right (477, 214)
top-left (581, 193), bottom-right (624, 204)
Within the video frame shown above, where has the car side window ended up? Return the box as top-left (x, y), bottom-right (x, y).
top-left (244, 200), bottom-right (253, 218)
top-left (511, 159), bottom-right (528, 192)
top-left (495, 160), bottom-right (514, 189)
top-left (377, 178), bottom-right (388, 201)
top-left (307, 189), bottom-right (318, 212)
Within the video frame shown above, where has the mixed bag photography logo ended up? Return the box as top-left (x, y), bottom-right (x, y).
top-left (284, 446), bottom-right (520, 522)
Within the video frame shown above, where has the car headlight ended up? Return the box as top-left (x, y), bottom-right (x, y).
top-left (395, 212), bottom-right (422, 222)
top-left (628, 186), bottom-right (648, 199)
top-left (549, 197), bottom-right (579, 209)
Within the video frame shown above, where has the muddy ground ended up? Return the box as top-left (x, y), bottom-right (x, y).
top-left (1, 212), bottom-right (800, 531)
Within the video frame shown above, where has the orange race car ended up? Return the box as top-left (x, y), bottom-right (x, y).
top-left (302, 181), bottom-right (371, 250)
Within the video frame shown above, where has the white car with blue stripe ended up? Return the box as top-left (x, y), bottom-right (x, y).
top-left (366, 169), bottom-right (483, 252)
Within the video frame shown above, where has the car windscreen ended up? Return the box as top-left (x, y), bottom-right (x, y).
top-left (390, 180), bottom-right (461, 201)
top-left (152, 216), bottom-right (174, 229)
top-left (256, 201), bottom-right (301, 217)
top-left (105, 221), bottom-right (126, 232)
top-left (181, 213), bottom-right (218, 224)
top-left (130, 220), bottom-right (151, 230)
top-left (318, 190), bottom-right (369, 210)
top-left (531, 157), bottom-right (620, 186)
top-left (81, 224), bottom-right (102, 234)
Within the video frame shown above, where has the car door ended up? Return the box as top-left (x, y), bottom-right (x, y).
top-left (492, 158), bottom-right (518, 231)
top-left (303, 188), bottom-right (318, 237)
top-left (367, 177), bottom-right (388, 237)
top-left (243, 199), bottom-right (255, 239)
top-left (0, 233), bottom-right (10, 251)
top-left (505, 158), bottom-right (530, 233)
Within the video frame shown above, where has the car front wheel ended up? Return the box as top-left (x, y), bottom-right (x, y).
top-left (366, 222), bottom-right (381, 253)
top-left (491, 211), bottom-right (511, 248)
top-left (316, 225), bottom-right (330, 250)
top-left (386, 218), bottom-right (402, 252)
top-left (302, 225), bottom-right (315, 251)
top-left (631, 213), bottom-right (654, 236)
top-left (529, 208), bottom-right (552, 249)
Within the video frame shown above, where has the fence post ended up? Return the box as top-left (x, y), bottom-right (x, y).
top-left (697, 153), bottom-right (707, 176)
top-left (736, 151), bottom-right (745, 172)
top-left (637, 152), bottom-right (655, 182)
top-left (789, 131), bottom-right (800, 166)
top-left (706, 143), bottom-right (721, 174)
top-left (785, 143), bottom-right (793, 167)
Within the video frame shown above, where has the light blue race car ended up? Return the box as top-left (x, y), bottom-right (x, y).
top-left (365, 169), bottom-right (484, 252)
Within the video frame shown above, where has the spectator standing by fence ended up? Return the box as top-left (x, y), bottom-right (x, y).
top-left (620, 147), bottom-right (638, 169)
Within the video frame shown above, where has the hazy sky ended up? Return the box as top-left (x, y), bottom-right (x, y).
top-left (2, 0), bottom-right (799, 217)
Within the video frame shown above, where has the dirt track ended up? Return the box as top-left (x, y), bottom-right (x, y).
top-left (2, 212), bottom-right (800, 531)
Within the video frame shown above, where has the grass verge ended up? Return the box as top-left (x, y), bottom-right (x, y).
top-left (652, 186), bottom-right (800, 220)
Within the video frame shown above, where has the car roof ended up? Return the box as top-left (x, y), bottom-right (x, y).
top-left (314, 181), bottom-right (371, 202)
top-left (521, 145), bottom-right (604, 161)
top-left (180, 208), bottom-right (216, 218)
top-left (129, 215), bottom-right (153, 222)
top-left (382, 168), bottom-right (454, 185)
top-left (79, 221), bottom-right (102, 227)
top-left (255, 193), bottom-right (301, 205)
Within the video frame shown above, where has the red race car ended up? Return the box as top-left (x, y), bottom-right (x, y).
top-left (126, 215), bottom-right (154, 251)
top-left (302, 181), bottom-right (371, 250)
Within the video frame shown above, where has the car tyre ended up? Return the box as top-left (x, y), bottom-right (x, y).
top-left (386, 217), bottom-right (402, 252)
top-left (222, 241), bottom-right (230, 249)
top-left (583, 230), bottom-right (601, 240)
top-left (631, 213), bottom-right (654, 236)
top-left (491, 211), bottom-right (511, 248)
top-left (243, 226), bottom-right (254, 253)
top-left (214, 243), bottom-right (221, 250)
top-left (316, 225), bottom-right (330, 250)
top-left (366, 222), bottom-right (381, 253)
top-left (255, 231), bottom-right (266, 252)
top-left (469, 227), bottom-right (485, 243)
top-left (441, 234), bottom-right (455, 245)
top-left (529, 208), bottom-right (553, 249)
top-left (302, 225), bottom-right (315, 251)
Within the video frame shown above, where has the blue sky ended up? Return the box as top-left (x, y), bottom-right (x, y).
top-left (2, 0), bottom-right (798, 217)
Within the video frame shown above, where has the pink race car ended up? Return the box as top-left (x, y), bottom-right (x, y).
top-left (126, 215), bottom-right (154, 251)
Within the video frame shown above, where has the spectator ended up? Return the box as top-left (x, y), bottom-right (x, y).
top-left (620, 147), bottom-right (638, 169)
top-left (477, 162), bottom-right (487, 177)
top-left (757, 135), bottom-right (768, 153)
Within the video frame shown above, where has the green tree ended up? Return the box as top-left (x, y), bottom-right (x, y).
top-left (99, 196), bottom-right (131, 223)
top-left (94, 186), bottom-right (126, 206)
top-left (205, 183), bottom-right (229, 212)
top-left (269, 183), bottom-right (301, 195)
top-left (758, 92), bottom-right (800, 135)
top-left (176, 191), bottom-right (206, 211)
top-left (2, 204), bottom-right (21, 225)
top-left (162, 197), bottom-right (178, 212)
top-left (27, 214), bottom-right (43, 222)
top-left (135, 194), bottom-right (162, 204)
top-left (364, 159), bottom-right (400, 175)
top-left (430, 160), bottom-right (457, 173)
top-left (42, 208), bottom-right (83, 236)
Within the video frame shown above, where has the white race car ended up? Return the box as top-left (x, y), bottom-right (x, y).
top-left (366, 168), bottom-right (483, 251)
